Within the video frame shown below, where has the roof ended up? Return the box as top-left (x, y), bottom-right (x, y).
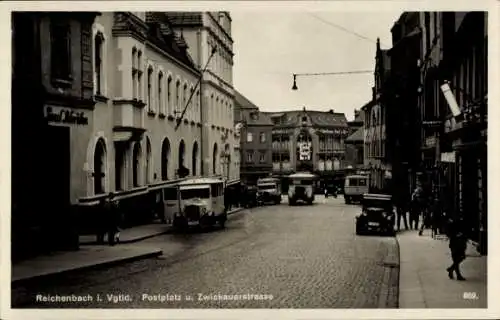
top-left (345, 127), bottom-right (364, 143)
top-left (261, 109), bottom-right (348, 128)
top-left (178, 177), bottom-right (223, 186)
top-left (235, 90), bottom-right (259, 110)
top-left (145, 13), bottom-right (198, 70)
top-left (235, 90), bottom-right (273, 126)
top-left (162, 12), bottom-right (204, 27)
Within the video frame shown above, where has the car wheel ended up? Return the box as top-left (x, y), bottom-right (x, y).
top-left (345, 197), bottom-right (351, 204)
top-left (219, 213), bottom-right (227, 228)
top-left (355, 223), bottom-right (363, 235)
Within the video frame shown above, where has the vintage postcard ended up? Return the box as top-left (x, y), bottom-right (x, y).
top-left (2, 1), bottom-right (498, 319)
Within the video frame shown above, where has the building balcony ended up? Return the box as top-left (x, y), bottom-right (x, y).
top-left (113, 99), bottom-right (146, 142)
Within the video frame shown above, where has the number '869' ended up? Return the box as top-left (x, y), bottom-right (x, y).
top-left (463, 292), bottom-right (478, 300)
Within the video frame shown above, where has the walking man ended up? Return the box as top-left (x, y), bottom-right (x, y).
top-left (106, 192), bottom-right (121, 246)
top-left (446, 217), bottom-right (467, 280)
top-left (395, 191), bottom-right (409, 231)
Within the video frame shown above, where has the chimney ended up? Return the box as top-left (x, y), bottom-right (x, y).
top-left (354, 109), bottom-right (360, 118)
top-left (329, 109), bottom-right (334, 114)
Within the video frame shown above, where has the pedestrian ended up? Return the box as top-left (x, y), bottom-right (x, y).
top-left (409, 187), bottom-right (423, 230)
top-left (418, 190), bottom-right (432, 236)
top-left (446, 217), bottom-right (467, 281)
top-left (395, 191), bottom-right (409, 231)
top-left (96, 197), bottom-right (107, 244)
top-left (106, 192), bottom-right (121, 246)
top-left (324, 186), bottom-right (329, 198)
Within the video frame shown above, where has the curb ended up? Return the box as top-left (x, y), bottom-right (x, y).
top-left (80, 209), bottom-right (245, 245)
top-left (378, 236), bottom-right (400, 308)
top-left (80, 230), bottom-right (173, 246)
top-left (11, 249), bottom-right (163, 286)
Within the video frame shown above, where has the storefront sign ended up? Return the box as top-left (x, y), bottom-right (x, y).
top-left (318, 128), bottom-right (348, 135)
top-left (441, 152), bottom-right (456, 163)
top-left (425, 136), bottom-right (436, 147)
top-left (272, 129), bottom-right (290, 135)
top-left (44, 106), bottom-right (89, 125)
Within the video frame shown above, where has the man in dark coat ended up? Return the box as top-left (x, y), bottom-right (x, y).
top-left (446, 217), bottom-right (467, 280)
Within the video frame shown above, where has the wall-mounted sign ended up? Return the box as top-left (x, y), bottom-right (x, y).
top-left (44, 105), bottom-right (89, 125)
top-left (441, 152), bottom-right (456, 163)
top-left (318, 128), bottom-right (349, 135)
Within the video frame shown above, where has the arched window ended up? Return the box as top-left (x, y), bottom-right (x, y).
top-left (161, 138), bottom-right (170, 180)
top-left (158, 72), bottom-right (163, 114)
top-left (178, 140), bottom-right (185, 168)
top-left (213, 143), bottom-right (218, 175)
top-left (175, 80), bottom-right (180, 114)
top-left (183, 83), bottom-right (188, 112)
top-left (132, 142), bottom-right (142, 187)
top-left (137, 50), bottom-right (143, 101)
top-left (215, 97), bottom-right (219, 122)
top-left (94, 138), bottom-right (106, 194)
top-left (132, 47), bottom-right (137, 99)
top-left (147, 66), bottom-right (154, 112)
top-left (192, 142), bottom-right (198, 176)
top-left (145, 138), bottom-right (152, 184)
top-left (210, 94), bottom-right (215, 122)
top-left (94, 32), bottom-right (104, 95)
top-left (167, 76), bottom-right (172, 115)
top-left (224, 144), bottom-right (230, 178)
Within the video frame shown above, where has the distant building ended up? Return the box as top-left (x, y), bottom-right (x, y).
top-left (235, 91), bottom-right (273, 184)
top-left (262, 108), bottom-right (349, 190)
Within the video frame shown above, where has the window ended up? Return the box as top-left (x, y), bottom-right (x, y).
top-left (167, 76), bottom-right (172, 114)
top-left (183, 83), bottom-right (188, 111)
top-left (259, 132), bottom-right (266, 143)
top-left (246, 151), bottom-right (254, 163)
top-left (137, 51), bottom-right (142, 101)
top-left (147, 67), bottom-right (153, 112)
top-left (259, 152), bottom-right (266, 163)
top-left (51, 18), bottom-right (72, 81)
top-left (301, 116), bottom-right (307, 122)
top-left (175, 81), bottom-right (180, 113)
top-left (158, 72), bottom-right (163, 114)
top-left (94, 32), bottom-right (104, 95)
top-left (247, 132), bottom-right (253, 142)
top-left (132, 48), bottom-right (137, 99)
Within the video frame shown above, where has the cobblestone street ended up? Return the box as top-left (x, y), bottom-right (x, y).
top-left (12, 197), bottom-right (399, 308)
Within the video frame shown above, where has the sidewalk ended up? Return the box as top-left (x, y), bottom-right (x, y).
top-left (12, 207), bottom-right (245, 285)
top-left (12, 244), bottom-right (162, 285)
top-left (80, 206), bottom-right (245, 245)
top-left (397, 229), bottom-right (487, 308)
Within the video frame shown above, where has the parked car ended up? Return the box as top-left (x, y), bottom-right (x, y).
top-left (256, 177), bottom-right (282, 205)
top-left (242, 185), bottom-right (259, 208)
top-left (355, 193), bottom-right (395, 236)
top-left (344, 174), bottom-right (369, 204)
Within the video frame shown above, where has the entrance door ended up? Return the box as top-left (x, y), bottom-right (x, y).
top-left (40, 125), bottom-right (71, 250)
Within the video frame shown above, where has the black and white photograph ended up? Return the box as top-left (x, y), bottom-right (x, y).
top-left (3, 1), bottom-right (497, 318)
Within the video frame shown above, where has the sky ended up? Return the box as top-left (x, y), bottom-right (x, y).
top-left (231, 11), bottom-right (403, 121)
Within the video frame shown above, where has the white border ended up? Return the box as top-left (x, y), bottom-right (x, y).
top-left (1, 1), bottom-right (499, 320)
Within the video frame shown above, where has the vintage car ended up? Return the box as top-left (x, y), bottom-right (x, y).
top-left (355, 193), bottom-right (395, 236)
top-left (166, 177), bottom-right (227, 229)
top-left (256, 177), bottom-right (282, 205)
top-left (288, 172), bottom-right (317, 205)
top-left (344, 174), bottom-right (369, 204)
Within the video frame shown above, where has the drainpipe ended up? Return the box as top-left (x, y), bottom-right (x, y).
top-left (199, 73), bottom-right (204, 177)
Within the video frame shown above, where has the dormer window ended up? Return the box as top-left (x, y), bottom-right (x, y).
top-left (301, 116), bottom-right (307, 122)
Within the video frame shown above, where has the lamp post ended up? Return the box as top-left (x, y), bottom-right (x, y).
top-left (291, 70), bottom-right (373, 91)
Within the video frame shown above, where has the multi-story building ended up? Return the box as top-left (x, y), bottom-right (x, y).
top-left (234, 91), bottom-right (273, 184)
top-left (164, 12), bottom-right (239, 182)
top-left (362, 38), bottom-right (392, 192)
top-left (262, 108), bottom-right (349, 191)
top-left (386, 13), bottom-right (422, 199)
top-left (344, 110), bottom-right (365, 173)
top-left (12, 12), bottom-right (100, 260)
top-left (417, 12), bottom-right (487, 252)
top-left (74, 12), bottom-right (205, 227)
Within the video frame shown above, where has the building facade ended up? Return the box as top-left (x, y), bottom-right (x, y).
top-left (362, 38), bottom-right (392, 192)
top-left (386, 13), bottom-right (423, 200)
top-left (262, 108), bottom-right (349, 190)
top-left (344, 110), bottom-right (365, 173)
top-left (12, 12), bottom-right (100, 260)
top-left (235, 91), bottom-right (273, 184)
top-left (164, 12), bottom-right (239, 182)
top-left (417, 12), bottom-right (487, 253)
